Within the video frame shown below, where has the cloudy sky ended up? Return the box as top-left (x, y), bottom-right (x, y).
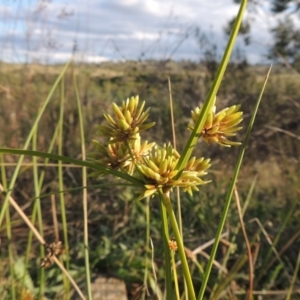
top-left (0, 0), bottom-right (295, 64)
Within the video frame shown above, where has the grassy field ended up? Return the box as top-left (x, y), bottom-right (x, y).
top-left (0, 59), bottom-right (299, 299)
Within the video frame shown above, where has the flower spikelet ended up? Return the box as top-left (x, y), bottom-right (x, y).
top-left (97, 96), bottom-right (155, 143)
top-left (90, 134), bottom-right (155, 175)
top-left (179, 156), bottom-right (211, 195)
top-left (189, 104), bottom-right (243, 147)
top-left (137, 143), bottom-right (210, 199)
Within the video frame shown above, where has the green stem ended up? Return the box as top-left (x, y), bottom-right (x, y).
top-left (58, 77), bottom-right (70, 296)
top-left (73, 64), bottom-right (93, 300)
top-left (171, 250), bottom-right (180, 300)
top-left (176, 0), bottom-right (248, 172)
top-left (1, 156), bottom-right (16, 300)
top-left (0, 61), bottom-right (71, 228)
top-left (159, 193), bottom-right (173, 300)
top-left (143, 197), bottom-right (150, 300)
top-left (32, 129), bottom-right (45, 298)
top-left (162, 193), bottom-right (196, 300)
top-left (286, 249), bottom-right (300, 300)
top-left (257, 196), bottom-right (298, 283)
top-left (0, 148), bottom-right (143, 186)
top-left (197, 48), bottom-right (271, 300)
top-left (211, 177), bottom-right (256, 296)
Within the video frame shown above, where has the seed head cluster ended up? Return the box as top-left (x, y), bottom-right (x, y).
top-left (89, 96), bottom-right (155, 176)
top-left (90, 95), bottom-right (242, 199)
top-left (97, 96), bottom-right (155, 143)
top-left (189, 104), bottom-right (243, 147)
top-left (137, 143), bottom-right (210, 199)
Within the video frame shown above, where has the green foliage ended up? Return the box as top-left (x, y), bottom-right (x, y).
top-left (0, 60), bottom-right (299, 299)
top-left (0, 1), bottom-right (300, 297)
top-left (271, 0), bottom-right (296, 13)
top-left (230, 0), bottom-right (300, 68)
top-left (269, 16), bottom-right (300, 67)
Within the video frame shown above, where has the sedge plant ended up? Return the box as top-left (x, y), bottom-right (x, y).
top-left (88, 91), bottom-right (243, 299)
top-left (0, 0), bottom-right (260, 299)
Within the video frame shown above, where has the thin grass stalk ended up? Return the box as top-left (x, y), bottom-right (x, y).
top-left (51, 195), bottom-right (60, 241)
top-left (234, 187), bottom-right (253, 300)
top-left (168, 77), bottom-right (177, 151)
top-left (211, 176), bottom-right (257, 296)
top-left (73, 68), bottom-right (92, 300)
top-left (286, 249), bottom-right (300, 300)
top-left (162, 193), bottom-right (196, 300)
top-left (1, 156), bottom-right (15, 300)
top-left (211, 237), bottom-right (258, 298)
top-left (23, 192), bottom-right (38, 295)
top-left (0, 61), bottom-right (71, 228)
top-left (37, 123), bottom-right (61, 189)
top-left (269, 231), bottom-right (300, 265)
top-left (192, 258), bottom-right (204, 277)
top-left (171, 250), bottom-right (180, 300)
top-left (23, 123), bottom-right (60, 296)
top-left (176, 187), bottom-right (187, 299)
top-left (32, 129), bottom-right (46, 298)
top-left (249, 218), bottom-right (291, 284)
top-left (149, 238), bottom-right (161, 298)
top-left (158, 192), bottom-right (173, 300)
top-left (58, 77), bottom-right (70, 297)
top-left (0, 148), bottom-right (144, 186)
top-left (143, 197), bottom-right (150, 299)
top-left (168, 76), bottom-right (188, 300)
top-left (176, 0), bottom-right (248, 172)
top-left (197, 65), bottom-right (272, 300)
top-left (5, 202), bottom-right (15, 300)
top-left (257, 195), bottom-right (299, 283)
top-left (0, 183), bottom-right (86, 300)
top-left (39, 182), bottom-right (135, 199)
top-left (20, 131), bottom-right (45, 296)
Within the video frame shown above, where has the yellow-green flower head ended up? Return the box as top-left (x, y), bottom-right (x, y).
top-left (97, 96), bottom-right (155, 143)
top-left (137, 143), bottom-right (210, 199)
top-left (189, 104), bottom-right (243, 147)
top-left (89, 134), bottom-right (155, 176)
top-left (89, 140), bottom-right (131, 175)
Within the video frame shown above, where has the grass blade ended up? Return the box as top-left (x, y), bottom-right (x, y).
top-left (197, 65), bottom-right (272, 299)
top-left (176, 0), bottom-right (248, 172)
top-left (0, 148), bottom-right (144, 186)
top-left (73, 67), bottom-right (93, 299)
top-left (0, 61), bottom-right (71, 227)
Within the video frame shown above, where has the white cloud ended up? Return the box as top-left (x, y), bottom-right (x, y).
top-left (0, 0), bottom-right (291, 64)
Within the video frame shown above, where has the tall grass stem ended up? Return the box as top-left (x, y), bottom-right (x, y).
top-left (197, 64), bottom-right (272, 299)
top-left (73, 68), bottom-right (93, 299)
